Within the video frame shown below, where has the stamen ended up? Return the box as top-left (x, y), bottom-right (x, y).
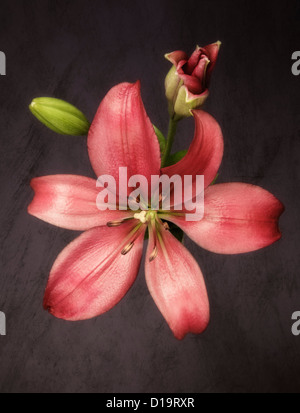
top-left (121, 242), bottom-right (134, 255)
top-left (107, 217), bottom-right (134, 227)
top-left (163, 222), bottom-right (170, 230)
top-left (107, 220), bottom-right (124, 227)
top-left (149, 246), bottom-right (158, 262)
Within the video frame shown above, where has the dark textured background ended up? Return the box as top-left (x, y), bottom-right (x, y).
top-left (0, 0), bottom-right (299, 393)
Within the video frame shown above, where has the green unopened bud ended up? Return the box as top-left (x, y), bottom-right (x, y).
top-left (29, 98), bottom-right (90, 136)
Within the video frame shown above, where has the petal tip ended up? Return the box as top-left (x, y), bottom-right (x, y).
top-left (27, 202), bottom-right (34, 216)
top-left (27, 182), bottom-right (38, 216)
top-left (133, 80), bottom-right (141, 91)
top-left (164, 52), bottom-right (173, 62)
top-left (172, 314), bottom-right (210, 340)
top-left (278, 200), bottom-right (285, 216)
top-left (29, 177), bottom-right (38, 190)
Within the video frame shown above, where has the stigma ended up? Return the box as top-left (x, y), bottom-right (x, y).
top-left (133, 210), bottom-right (157, 224)
top-left (134, 211), bottom-right (148, 223)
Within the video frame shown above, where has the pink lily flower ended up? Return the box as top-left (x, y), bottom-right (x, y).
top-left (28, 82), bottom-right (284, 339)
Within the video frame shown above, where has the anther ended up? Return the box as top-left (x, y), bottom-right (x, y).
top-left (107, 220), bottom-right (124, 227)
top-left (121, 242), bottom-right (134, 255)
top-left (163, 222), bottom-right (170, 230)
top-left (149, 246), bottom-right (158, 262)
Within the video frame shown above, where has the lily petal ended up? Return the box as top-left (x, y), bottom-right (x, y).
top-left (177, 73), bottom-right (203, 95)
top-left (162, 110), bottom-right (224, 189)
top-left (145, 225), bottom-right (210, 340)
top-left (88, 82), bottom-right (161, 186)
top-left (28, 175), bottom-right (129, 231)
top-left (184, 48), bottom-right (202, 75)
top-left (192, 55), bottom-right (210, 81)
top-left (44, 221), bottom-right (145, 320)
top-left (165, 183), bottom-right (284, 254)
top-left (165, 51), bottom-right (188, 67)
top-left (201, 41), bottom-right (221, 84)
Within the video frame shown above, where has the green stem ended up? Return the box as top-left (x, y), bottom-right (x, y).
top-left (161, 118), bottom-right (178, 168)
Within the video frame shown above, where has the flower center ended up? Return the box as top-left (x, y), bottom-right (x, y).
top-left (133, 210), bottom-right (157, 224)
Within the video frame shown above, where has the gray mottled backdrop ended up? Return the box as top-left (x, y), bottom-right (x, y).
top-left (0, 0), bottom-right (300, 393)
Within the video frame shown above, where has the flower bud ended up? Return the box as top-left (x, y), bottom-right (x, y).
top-left (165, 41), bottom-right (221, 120)
top-left (29, 98), bottom-right (90, 136)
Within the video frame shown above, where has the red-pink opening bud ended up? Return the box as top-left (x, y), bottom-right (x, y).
top-left (165, 41), bottom-right (221, 120)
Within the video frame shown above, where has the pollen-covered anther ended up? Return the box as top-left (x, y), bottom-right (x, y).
top-left (121, 242), bottom-right (134, 256)
top-left (163, 222), bottom-right (170, 230)
top-left (149, 246), bottom-right (158, 262)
